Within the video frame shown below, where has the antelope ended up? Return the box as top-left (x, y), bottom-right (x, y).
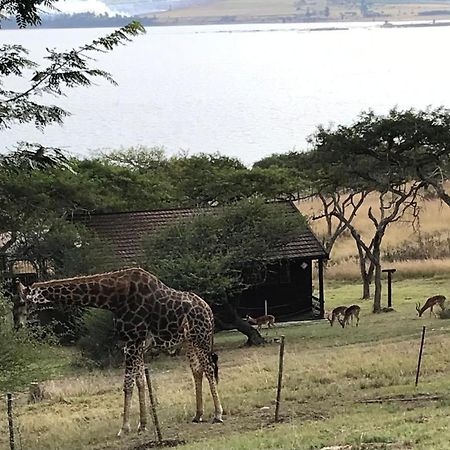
top-left (246, 314), bottom-right (276, 330)
top-left (339, 305), bottom-right (360, 328)
top-left (326, 306), bottom-right (347, 327)
top-left (416, 295), bottom-right (446, 317)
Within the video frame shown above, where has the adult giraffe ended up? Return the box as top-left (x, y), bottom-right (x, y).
top-left (18, 267), bottom-right (223, 435)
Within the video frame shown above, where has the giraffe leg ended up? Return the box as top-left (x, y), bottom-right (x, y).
top-left (135, 364), bottom-right (148, 432)
top-left (192, 370), bottom-right (204, 423)
top-left (118, 346), bottom-right (138, 437)
top-left (118, 373), bottom-right (134, 437)
top-left (187, 344), bottom-right (205, 423)
top-left (202, 351), bottom-right (223, 424)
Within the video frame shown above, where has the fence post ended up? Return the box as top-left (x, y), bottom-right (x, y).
top-left (274, 335), bottom-right (286, 422)
top-left (144, 368), bottom-right (162, 443)
top-left (415, 326), bottom-right (426, 387)
top-left (7, 393), bottom-right (15, 450)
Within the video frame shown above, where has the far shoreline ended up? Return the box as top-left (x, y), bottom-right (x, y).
top-left (1, 16), bottom-right (450, 32)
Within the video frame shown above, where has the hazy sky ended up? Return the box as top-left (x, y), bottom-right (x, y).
top-left (51, 0), bottom-right (125, 16)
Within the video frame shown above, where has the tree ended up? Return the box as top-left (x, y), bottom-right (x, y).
top-left (0, 2), bottom-right (145, 253)
top-left (1, 1), bottom-right (145, 166)
top-left (307, 110), bottom-right (425, 312)
top-left (374, 108), bottom-right (450, 208)
top-left (140, 198), bottom-right (307, 345)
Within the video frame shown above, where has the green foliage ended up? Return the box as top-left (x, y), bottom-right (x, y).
top-left (306, 107), bottom-right (450, 194)
top-left (0, 1), bottom-right (56, 28)
top-left (0, 293), bottom-right (56, 391)
top-left (141, 199), bottom-right (307, 301)
top-left (1, 1), bottom-right (145, 170)
top-left (77, 309), bottom-right (121, 368)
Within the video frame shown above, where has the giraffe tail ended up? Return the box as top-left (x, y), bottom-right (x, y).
top-left (211, 352), bottom-right (219, 383)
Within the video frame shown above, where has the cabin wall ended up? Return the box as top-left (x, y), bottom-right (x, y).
top-left (234, 259), bottom-right (314, 322)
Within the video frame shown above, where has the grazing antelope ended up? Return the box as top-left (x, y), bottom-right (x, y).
top-left (326, 306), bottom-right (347, 327)
top-left (416, 295), bottom-right (446, 317)
top-left (339, 305), bottom-right (360, 328)
top-left (246, 314), bottom-right (276, 330)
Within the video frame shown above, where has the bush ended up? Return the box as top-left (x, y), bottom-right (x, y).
top-left (77, 308), bottom-right (122, 368)
top-left (384, 232), bottom-right (450, 262)
top-left (0, 294), bottom-right (56, 391)
top-left (438, 308), bottom-right (450, 320)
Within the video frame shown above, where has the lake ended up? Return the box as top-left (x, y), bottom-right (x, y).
top-left (2, 21), bottom-right (450, 165)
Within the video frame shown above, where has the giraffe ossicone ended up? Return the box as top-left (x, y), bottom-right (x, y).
top-left (18, 267), bottom-right (224, 434)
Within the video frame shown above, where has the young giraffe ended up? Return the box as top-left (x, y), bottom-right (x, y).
top-left (18, 267), bottom-right (223, 435)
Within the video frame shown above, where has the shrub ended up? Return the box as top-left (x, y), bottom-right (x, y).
top-left (0, 294), bottom-right (56, 391)
top-left (384, 232), bottom-right (450, 262)
top-left (77, 308), bottom-right (122, 368)
top-left (438, 308), bottom-right (450, 320)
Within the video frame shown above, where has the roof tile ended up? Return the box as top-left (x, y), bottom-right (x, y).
top-left (74, 202), bottom-right (328, 263)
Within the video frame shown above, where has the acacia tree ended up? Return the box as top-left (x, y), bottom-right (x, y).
top-left (373, 108), bottom-right (450, 207)
top-left (307, 110), bottom-right (425, 312)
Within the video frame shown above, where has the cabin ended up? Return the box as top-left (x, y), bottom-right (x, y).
top-left (74, 201), bottom-right (328, 321)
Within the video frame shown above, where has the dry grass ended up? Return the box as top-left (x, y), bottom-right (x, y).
top-left (326, 258), bottom-right (450, 281)
top-left (2, 278), bottom-right (450, 450)
top-left (298, 189), bottom-right (450, 280)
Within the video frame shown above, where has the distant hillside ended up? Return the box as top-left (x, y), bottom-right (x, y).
top-left (147, 0), bottom-right (450, 25)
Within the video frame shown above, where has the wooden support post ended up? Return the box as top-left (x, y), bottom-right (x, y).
top-left (318, 259), bottom-right (325, 319)
top-left (415, 326), bottom-right (426, 387)
top-left (274, 335), bottom-right (286, 422)
top-left (144, 368), bottom-right (162, 443)
top-left (382, 268), bottom-right (396, 308)
top-left (7, 393), bottom-right (15, 450)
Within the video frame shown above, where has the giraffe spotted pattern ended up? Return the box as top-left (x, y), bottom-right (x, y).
top-left (19, 267), bottom-right (223, 435)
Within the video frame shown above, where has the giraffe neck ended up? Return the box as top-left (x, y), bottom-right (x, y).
top-left (30, 274), bottom-right (128, 310)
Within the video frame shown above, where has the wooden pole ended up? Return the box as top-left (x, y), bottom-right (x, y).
top-left (382, 268), bottom-right (396, 308)
top-left (7, 393), bottom-right (15, 450)
top-left (144, 368), bottom-right (162, 443)
top-left (274, 335), bottom-right (286, 422)
top-left (415, 326), bottom-right (426, 387)
top-left (318, 259), bottom-right (325, 319)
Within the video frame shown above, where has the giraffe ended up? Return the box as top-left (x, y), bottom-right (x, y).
top-left (18, 267), bottom-right (223, 435)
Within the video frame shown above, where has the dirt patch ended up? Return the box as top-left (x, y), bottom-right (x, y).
top-left (132, 439), bottom-right (186, 449)
top-left (358, 393), bottom-right (444, 404)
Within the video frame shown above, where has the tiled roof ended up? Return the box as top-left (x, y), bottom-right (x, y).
top-left (74, 202), bottom-right (328, 263)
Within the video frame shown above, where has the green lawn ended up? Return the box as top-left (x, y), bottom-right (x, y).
top-left (1, 277), bottom-right (450, 450)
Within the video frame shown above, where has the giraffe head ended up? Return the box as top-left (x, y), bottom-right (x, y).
top-left (12, 279), bottom-right (28, 329)
top-left (17, 281), bottom-right (50, 307)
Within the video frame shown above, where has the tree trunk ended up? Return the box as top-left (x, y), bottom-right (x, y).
top-left (212, 301), bottom-right (265, 346)
top-left (362, 272), bottom-right (371, 300)
top-left (356, 240), bottom-right (372, 299)
top-left (372, 245), bottom-right (382, 313)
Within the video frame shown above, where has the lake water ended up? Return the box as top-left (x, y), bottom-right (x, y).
top-left (2, 22), bottom-right (450, 165)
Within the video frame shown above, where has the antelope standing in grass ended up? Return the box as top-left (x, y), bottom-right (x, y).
top-left (339, 305), bottom-right (361, 328)
top-left (246, 314), bottom-right (276, 330)
top-left (416, 295), bottom-right (446, 317)
top-left (327, 306), bottom-right (347, 327)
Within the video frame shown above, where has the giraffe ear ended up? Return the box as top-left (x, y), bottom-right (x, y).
top-left (16, 280), bottom-right (29, 301)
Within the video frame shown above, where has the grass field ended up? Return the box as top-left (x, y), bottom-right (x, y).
top-left (298, 192), bottom-right (450, 281)
top-left (2, 277), bottom-right (450, 450)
